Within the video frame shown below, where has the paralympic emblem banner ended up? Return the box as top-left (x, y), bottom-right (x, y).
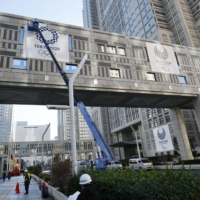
top-left (153, 124), bottom-right (174, 152)
top-left (23, 24), bottom-right (69, 62)
top-left (146, 42), bottom-right (180, 75)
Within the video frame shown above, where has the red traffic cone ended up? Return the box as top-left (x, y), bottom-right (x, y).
top-left (15, 182), bottom-right (20, 194)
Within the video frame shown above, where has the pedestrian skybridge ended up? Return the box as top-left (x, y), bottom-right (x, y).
top-left (0, 13), bottom-right (199, 109)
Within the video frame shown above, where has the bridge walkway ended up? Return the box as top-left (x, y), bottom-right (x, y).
top-left (0, 175), bottom-right (53, 199)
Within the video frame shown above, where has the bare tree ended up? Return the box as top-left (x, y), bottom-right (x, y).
top-left (51, 155), bottom-right (72, 193)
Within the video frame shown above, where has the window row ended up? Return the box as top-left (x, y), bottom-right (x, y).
top-left (146, 72), bottom-right (187, 84)
top-left (12, 58), bottom-right (188, 83)
top-left (97, 44), bottom-right (126, 55)
top-left (12, 58), bottom-right (121, 78)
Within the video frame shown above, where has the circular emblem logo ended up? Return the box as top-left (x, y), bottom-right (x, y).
top-left (154, 45), bottom-right (168, 60)
top-left (36, 26), bottom-right (59, 45)
top-left (38, 49), bottom-right (56, 58)
top-left (157, 128), bottom-right (166, 140)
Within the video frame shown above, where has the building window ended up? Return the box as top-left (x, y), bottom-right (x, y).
top-left (118, 47), bottom-right (126, 55)
top-left (159, 118), bottom-right (164, 125)
top-left (157, 108), bottom-right (162, 114)
top-left (149, 121), bottom-right (153, 128)
top-left (107, 46), bottom-right (116, 54)
top-left (178, 76), bottom-right (187, 84)
top-left (13, 59), bottom-right (26, 69)
top-left (153, 120), bottom-right (158, 127)
top-left (66, 65), bottom-right (77, 74)
top-left (19, 27), bottom-right (24, 44)
top-left (165, 115), bottom-right (171, 122)
top-left (97, 44), bottom-right (105, 52)
top-left (68, 35), bottom-right (73, 51)
top-left (110, 68), bottom-right (120, 78)
top-left (147, 73), bottom-right (156, 81)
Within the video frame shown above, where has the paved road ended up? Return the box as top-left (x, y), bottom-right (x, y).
top-left (0, 175), bottom-right (53, 200)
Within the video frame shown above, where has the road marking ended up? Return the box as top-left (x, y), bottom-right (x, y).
top-left (0, 181), bottom-right (18, 199)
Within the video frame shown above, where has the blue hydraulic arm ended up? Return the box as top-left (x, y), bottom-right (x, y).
top-left (77, 102), bottom-right (114, 161)
top-left (27, 19), bottom-right (114, 167)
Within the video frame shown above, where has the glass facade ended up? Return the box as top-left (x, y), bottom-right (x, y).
top-left (57, 107), bottom-right (93, 141)
top-left (0, 105), bottom-right (13, 142)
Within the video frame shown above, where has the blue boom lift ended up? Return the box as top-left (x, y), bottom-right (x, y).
top-left (27, 19), bottom-right (114, 169)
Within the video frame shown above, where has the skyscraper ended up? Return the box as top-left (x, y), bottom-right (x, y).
top-left (57, 107), bottom-right (93, 140)
top-left (96, 0), bottom-right (125, 34)
top-left (82, 0), bottom-right (100, 29)
top-left (84, 0), bottom-right (200, 160)
top-left (96, 0), bottom-right (200, 47)
top-left (14, 121), bottom-right (50, 142)
top-left (0, 105), bottom-right (13, 142)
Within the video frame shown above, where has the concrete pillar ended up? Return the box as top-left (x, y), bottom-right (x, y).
top-left (172, 107), bottom-right (193, 160)
top-left (192, 95), bottom-right (200, 132)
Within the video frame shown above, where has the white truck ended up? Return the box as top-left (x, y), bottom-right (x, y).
top-left (129, 158), bottom-right (153, 170)
top-left (106, 160), bottom-right (123, 170)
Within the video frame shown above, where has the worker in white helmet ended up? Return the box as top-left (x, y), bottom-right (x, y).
top-left (77, 174), bottom-right (102, 200)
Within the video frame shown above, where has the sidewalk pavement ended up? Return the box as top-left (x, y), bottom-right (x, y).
top-left (0, 175), bottom-right (53, 200)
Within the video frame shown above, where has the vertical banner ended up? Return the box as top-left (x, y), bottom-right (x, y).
top-left (146, 42), bottom-right (180, 74)
top-left (23, 24), bottom-right (69, 62)
top-left (153, 125), bottom-right (174, 152)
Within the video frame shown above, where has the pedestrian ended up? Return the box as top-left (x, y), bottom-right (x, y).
top-left (2, 172), bottom-right (6, 182)
top-left (7, 172), bottom-right (11, 181)
top-left (24, 169), bottom-right (31, 195)
top-left (77, 174), bottom-right (103, 200)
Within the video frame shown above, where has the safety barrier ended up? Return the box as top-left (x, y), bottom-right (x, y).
top-left (31, 174), bottom-right (68, 200)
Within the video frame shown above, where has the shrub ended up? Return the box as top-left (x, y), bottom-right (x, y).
top-left (28, 165), bottom-right (41, 176)
top-left (39, 173), bottom-right (50, 183)
top-left (181, 159), bottom-right (200, 165)
top-left (67, 168), bottom-right (200, 200)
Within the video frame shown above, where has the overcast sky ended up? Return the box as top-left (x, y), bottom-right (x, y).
top-left (0, 0), bottom-right (84, 139)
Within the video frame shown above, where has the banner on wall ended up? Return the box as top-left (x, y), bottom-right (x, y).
top-left (146, 42), bottom-right (179, 74)
top-left (23, 24), bottom-right (69, 62)
top-left (153, 124), bottom-right (174, 152)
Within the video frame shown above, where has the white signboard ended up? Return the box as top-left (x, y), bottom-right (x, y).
top-left (146, 42), bottom-right (179, 74)
top-left (153, 125), bottom-right (174, 152)
top-left (23, 24), bottom-right (69, 62)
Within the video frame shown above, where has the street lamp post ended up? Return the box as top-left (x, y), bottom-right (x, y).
top-left (69, 54), bottom-right (87, 174)
top-left (130, 125), bottom-right (141, 158)
top-left (41, 123), bottom-right (50, 170)
top-left (34, 143), bottom-right (40, 166)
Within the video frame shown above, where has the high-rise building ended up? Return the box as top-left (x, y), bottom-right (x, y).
top-left (14, 121), bottom-right (50, 142)
top-left (82, 0), bottom-right (100, 29)
top-left (96, 0), bottom-right (200, 48)
top-left (57, 107), bottom-right (93, 140)
top-left (57, 107), bottom-right (94, 160)
top-left (97, 0), bottom-right (125, 34)
top-left (91, 107), bottom-right (113, 144)
top-left (85, 0), bottom-right (200, 160)
top-left (0, 105), bottom-right (13, 142)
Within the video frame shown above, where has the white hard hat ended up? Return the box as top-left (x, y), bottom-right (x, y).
top-left (79, 174), bottom-right (92, 185)
top-left (25, 169), bottom-right (28, 172)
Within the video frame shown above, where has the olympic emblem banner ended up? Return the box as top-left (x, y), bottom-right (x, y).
top-left (23, 24), bottom-right (69, 62)
top-left (146, 42), bottom-right (180, 75)
top-left (153, 124), bottom-right (174, 152)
